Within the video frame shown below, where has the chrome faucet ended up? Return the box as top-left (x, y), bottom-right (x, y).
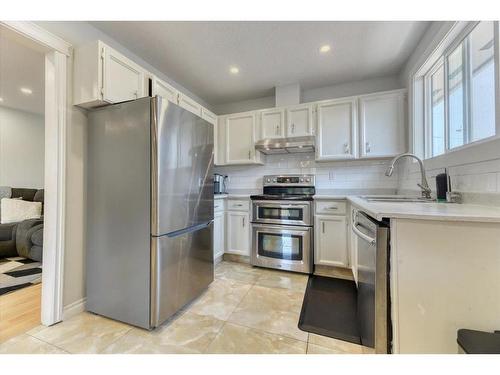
top-left (385, 153), bottom-right (432, 199)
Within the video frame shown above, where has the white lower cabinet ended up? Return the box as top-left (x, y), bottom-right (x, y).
top-left (314, 213), bottom-right (348, 268)
top-left (226, 210), bottom-right (250, 256)
top-left (213, 211), bottom-right (225, 260)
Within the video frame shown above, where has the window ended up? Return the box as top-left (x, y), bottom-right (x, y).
top-left (422, 21), bottom-right (497, 159)
top-left (430, 63), bottom-right (445, 156)
top-left (469, 21), bottom-right (496, 142)
top-left (447, 43), bottom-right (466, 149)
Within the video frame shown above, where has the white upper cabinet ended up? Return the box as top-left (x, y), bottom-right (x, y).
top-left (316, 98), bottom-right (357, 160)
top-left (286, 104), bottom-right (314, 137)
top-left (224, 112), bottom-right (262, 165)
top-left (74, 40), bottom-right (146, 108)
top-left (103, 47), bottom-right (145, 103)
top-left (358, 90), bottom-right (406, 158)
top-left (151, 77), bottom-right (178, 103)
top-left (260, 108), bottom-right (285, 139)
top-left (178, 93), bottom-right (202, 116)
top-left (201, 107), bottom-right (217, 125)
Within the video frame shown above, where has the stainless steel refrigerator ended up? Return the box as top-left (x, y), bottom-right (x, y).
top-left (86, 96), bottom-right (214, 329)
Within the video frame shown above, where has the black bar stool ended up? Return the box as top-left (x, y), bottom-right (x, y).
top-left (457, 329), bottom-right (500, 354)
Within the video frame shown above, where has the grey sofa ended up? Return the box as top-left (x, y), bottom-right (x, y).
top-left (0, 188), bottom-right (44, 261)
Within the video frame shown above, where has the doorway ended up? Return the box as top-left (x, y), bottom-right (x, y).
top-left (0, 22), bottom-right (70, 339)
top-left (0, 28), bottom-right (46, 342)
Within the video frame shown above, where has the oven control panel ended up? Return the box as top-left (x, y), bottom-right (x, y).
top-left (263, 174), bottom-right (315, 187)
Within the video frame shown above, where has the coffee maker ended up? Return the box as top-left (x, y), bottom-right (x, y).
top-left (214, 173), bottom-right (228, 194)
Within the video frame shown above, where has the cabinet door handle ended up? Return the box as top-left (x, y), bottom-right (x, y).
top-left (248, 150), bottom-right (251, 159)
top-left (322, 222), bottom-right (325, 233)
top-left (100, 47), bottom-right (106, 99)
top-left (328, 206), bottom-right (338, 210)
top-left (242, 217), bottom-right (245, 227)
top-left (291, 123), bottom-right (295, 133)
top-left (344, 142), bottom-right (350, 154)
top-left (366, 142), bottom-right (371, 153)
top-left (276, 124), bottom-right (279, 135)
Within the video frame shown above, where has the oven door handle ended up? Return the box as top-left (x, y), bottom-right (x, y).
top-left (255, 202), bottom-right (307, 208)
top-left (352, 221), bottom-right (376, 246)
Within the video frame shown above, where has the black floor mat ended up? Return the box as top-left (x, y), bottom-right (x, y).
top-left (298, 275), bottom-right (361, 345)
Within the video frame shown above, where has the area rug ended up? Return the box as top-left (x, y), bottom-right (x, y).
top-left (0, 257), bottom-right (42, 296)
top-left (298, 275), bottom-right (361, 345)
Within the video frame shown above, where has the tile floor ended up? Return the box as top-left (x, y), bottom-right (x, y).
top-left (0, 261), bottom-right (374, 354)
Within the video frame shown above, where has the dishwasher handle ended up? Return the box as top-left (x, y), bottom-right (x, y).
top-left (352, 221), bottom-right (376, 246)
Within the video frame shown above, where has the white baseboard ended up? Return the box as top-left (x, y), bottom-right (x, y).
top-left (62, 297), bottom-right (86, 320)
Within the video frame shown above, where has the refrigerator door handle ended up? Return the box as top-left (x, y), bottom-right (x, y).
top-left (165, 220), bottom-right (214, 238)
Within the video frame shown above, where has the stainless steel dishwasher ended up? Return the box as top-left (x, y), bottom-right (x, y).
top-left (352, 209), bottom-right (391, 354)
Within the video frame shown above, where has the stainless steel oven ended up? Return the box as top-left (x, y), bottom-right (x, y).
top-left (250, 174), bottom-right (315, 274)
top-left (251, 222), bottom-right (312, 273)
top-left (252, 200), bottom-right (312, 226)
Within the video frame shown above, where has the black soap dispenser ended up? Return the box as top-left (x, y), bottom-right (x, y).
top-left (435, 169), bottom-right (448, 202)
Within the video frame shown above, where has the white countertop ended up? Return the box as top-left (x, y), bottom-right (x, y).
top-left (348, 196), bottom-right (500, 223)
top-left (215, 191), bottom-right (500, 222)
top-left (314, 194), bottom-right (351, 200)
top-left (214, 193), bottom-right (251, 200)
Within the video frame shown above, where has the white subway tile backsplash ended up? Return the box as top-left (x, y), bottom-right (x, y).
top-left (397, 156), bottom-right (500, 196)
top-left (215, 152), bottom-right (399, 192)
top-left (216, 150), bottom-right (500, 198)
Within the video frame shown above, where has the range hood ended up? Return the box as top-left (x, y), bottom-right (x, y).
top-left (255, 136), bottom-right (315, 155)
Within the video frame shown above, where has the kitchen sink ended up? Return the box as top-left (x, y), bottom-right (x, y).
top-left (359, 195), bottom-right (436, 203)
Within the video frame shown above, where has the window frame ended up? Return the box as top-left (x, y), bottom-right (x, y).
top-left (420, 21), bottom-right (498, 160)
top-left (423, 57), bottom-right (445, 159)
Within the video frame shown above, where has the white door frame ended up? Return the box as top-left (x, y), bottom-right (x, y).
top-left (0, 21), bottom-right (71, 326)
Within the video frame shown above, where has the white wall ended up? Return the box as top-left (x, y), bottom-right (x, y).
top-left (398, 157), bottom-right (500, 197)
top-left (215, 153), bottom-right (399, 193)
top-left (398, 21), bottom-right (500, 200)
top-left (0, 106), bottom-right (44, 189)
top-left (302, 76), bottom-right (402, 103)
top-left (213, 75), bottom-right (402, 115)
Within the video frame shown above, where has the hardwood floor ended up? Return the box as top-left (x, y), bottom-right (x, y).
top-left (0, 283), bottom-right (41, 343)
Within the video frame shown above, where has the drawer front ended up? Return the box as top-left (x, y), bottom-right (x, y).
top-left (315, 200), bottom-right (347, 215)
top-left (227, 199), bottom-right (250, 211)
top-left (214, 199), bottom-right (225, 213)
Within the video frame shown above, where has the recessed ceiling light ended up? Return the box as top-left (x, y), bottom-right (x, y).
top-left (229, 66), bottom-right (239, 75)
top-left (0, 97), bottom-right (3, 102)
top-left (319, 45), bottom-right (331, 53)
top-left (20, 87), bottom-right (33, 95)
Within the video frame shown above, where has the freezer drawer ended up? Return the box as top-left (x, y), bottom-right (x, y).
top-left (150, 222), bottom-right (214, 327)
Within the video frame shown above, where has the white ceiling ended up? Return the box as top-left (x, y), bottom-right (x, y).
top-left (91, 21), bottom-right (431, 105)
top-left (0, 30), bottom-right (45, 114)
